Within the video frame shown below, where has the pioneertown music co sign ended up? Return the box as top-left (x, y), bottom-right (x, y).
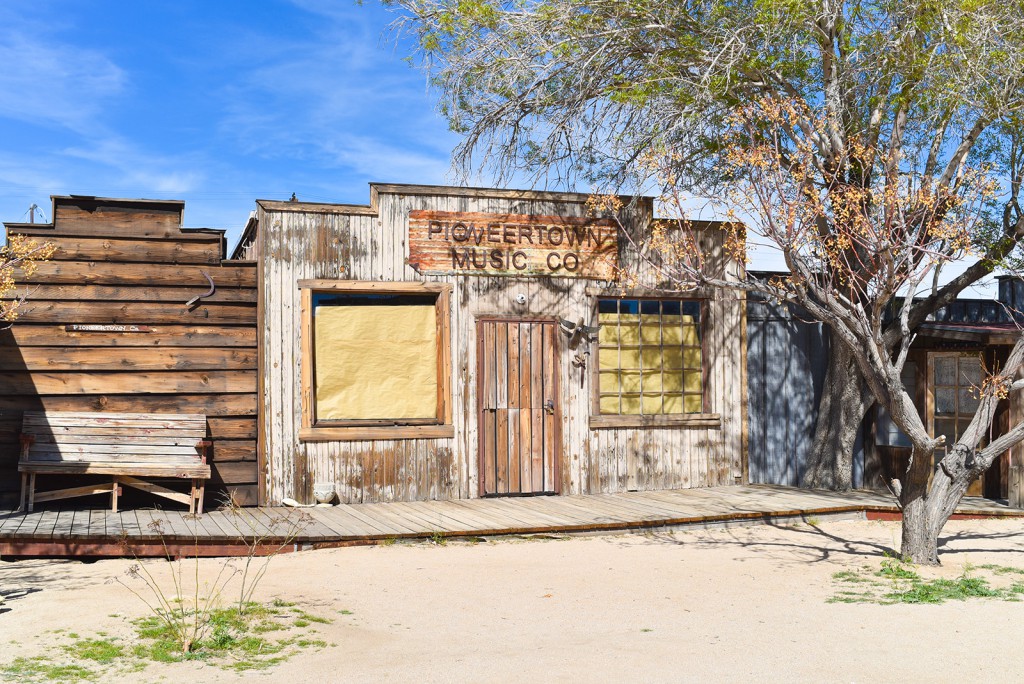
top-left (407, 209), bottom-right (618, 279)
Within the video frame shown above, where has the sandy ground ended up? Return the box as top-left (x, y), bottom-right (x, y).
top-left (2, 517), bottom-right (1024, 683)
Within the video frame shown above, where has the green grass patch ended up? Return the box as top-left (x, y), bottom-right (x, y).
top-left (1, 657), bottom-right (97, 683)
top-left (978, 564), bottom-right (1024, 576)
top-left (830, 559), bottom-right (1024, 605)
top-left (63, 637), bottom-right (125, 664)
top-left (2, 600), bottom-right (334, 680)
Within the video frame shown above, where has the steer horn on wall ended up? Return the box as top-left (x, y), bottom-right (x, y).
top-left (558, 317), bottom-right (599, 349)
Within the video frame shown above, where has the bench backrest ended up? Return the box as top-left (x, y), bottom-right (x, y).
top-left (21, 411), bottom-right (208, 465)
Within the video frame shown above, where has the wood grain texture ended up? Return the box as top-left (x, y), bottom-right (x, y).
top-left (257, 188), bottom-right (745, 505)
top-left (2, 200), bottom-right (258, 501)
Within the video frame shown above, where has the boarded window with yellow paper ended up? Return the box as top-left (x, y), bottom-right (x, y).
top-left (313, 292), bottom-right (439, 422)
top-left (597, 299), bottom-right (703, 415)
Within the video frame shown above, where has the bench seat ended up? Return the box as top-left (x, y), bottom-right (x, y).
top-left (18, 411), bottom-right (212, 513)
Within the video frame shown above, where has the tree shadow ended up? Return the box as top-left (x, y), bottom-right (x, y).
top-left (619, 517), bottom-right (898, 565)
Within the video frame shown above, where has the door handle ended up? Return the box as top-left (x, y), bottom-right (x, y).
top-left (544, 399), bottom-right (555, 415)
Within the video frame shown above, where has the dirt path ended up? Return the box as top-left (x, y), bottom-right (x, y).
top-left (2, 518), bottom-right (1024, 683)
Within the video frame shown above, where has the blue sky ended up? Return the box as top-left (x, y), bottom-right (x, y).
top-left (0, 1), bottom-right (1002, 295)
top-left (0, 0), bottom-right (459, 248)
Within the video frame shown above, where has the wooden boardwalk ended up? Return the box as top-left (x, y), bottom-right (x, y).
top-left (1, 485), bottom-right (1021, 557)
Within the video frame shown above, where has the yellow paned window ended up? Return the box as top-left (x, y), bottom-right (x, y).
top-left (597, 299), bottom-right (704, 415)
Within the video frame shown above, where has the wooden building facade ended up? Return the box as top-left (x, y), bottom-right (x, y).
top-left (236, 184), bottom-right (747, 506)
top-left (1, 196), bottom-right (259, 506)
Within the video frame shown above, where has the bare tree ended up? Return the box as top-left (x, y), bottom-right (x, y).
top-left (387, 0), bottom-right (1024, 497)
top-left (593, 97), bottom-right (1024, 564)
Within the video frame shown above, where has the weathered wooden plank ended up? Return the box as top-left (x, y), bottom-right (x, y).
top-left (496, 322), bottom-right (508, 410)
top-left (222, 484), bottom-right (258, 507)
top-left (0, 347), bottom-right (257, 372)
top-left (43, 235), bottom-right (222, 265)
top-left (443, 499), bottom-right (529, 530)
top-left (10, 301), bottom-right (255, 325)
top-left (47, 202), bottom-right (184, 236)
top-left (0, 325), bottom-right (257, 348)
top-left (542, 323), bottom-right (557, 492)
top-left (0, 510), bottom-right (30, 535)
top-left (112, 510), bottom-right (143, 539)
top-left (0, 371), bottom-right (256, 395)
top-left (26, 429), bottom-right (207, 444)
top-left (400, 500), bottom-right (494, 531)
top-left (206, 418), bottom-right (257, 440)
top-left (23, 444), bottom-right (206, 458)
top-left (447, 498), bottom-right (537, 530)
top-left (14, 262), bottom-right (256, 288)
top-left (7, 284), bottom-right (256, 304)
top-left (21, 463), bottom-right (209, 476)
top-left (530, 324), bottom-right (544, 492)
top-left (23, 411), bottom-right (205, 426)
top-left (210, 461), bottom-right (258, 485)
top-left (315, 505), bottom-right (393, 538)
top-left (0, 393), bottom-right (257, 415)
top-left (496, 409), bottom-right (509, 495)
top-left (507, 408), bottom-right (521, 493)
top-left (331, 502), bottom-right (407, 536)
top-left (208, 440), bottom-right (256, 463)
top-left (508, 324), bottom-right (521, 409)
top-left (355, 503), bottom-right (433, 534)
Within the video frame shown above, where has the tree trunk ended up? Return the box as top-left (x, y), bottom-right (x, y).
top-left (899, 449), bottom-right (971, 565)
top-left (802, 340), bottom-right (873, 490)
top-left (899, 496), bottom-right (940, 565)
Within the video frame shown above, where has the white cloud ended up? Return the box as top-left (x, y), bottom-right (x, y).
top-left (0, 30), bottom-right (124, 134)
top-left (62, 137), bottom-right (206, 195)
top-left (215, 1), bottom-right (456, 183)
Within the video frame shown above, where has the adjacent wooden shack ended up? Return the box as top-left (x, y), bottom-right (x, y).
top-left (1, 196), bottom-right (259, 506)
top-left (235, 184), bottom-right (747, 506)
top-left (748, 285), bottom-right (1024, 505)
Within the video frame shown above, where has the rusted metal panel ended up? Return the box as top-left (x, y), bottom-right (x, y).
top-left (407, 210), bottom-right (618, 279)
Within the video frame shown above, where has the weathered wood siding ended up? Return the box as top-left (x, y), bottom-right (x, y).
top-left (1, 197), bottom-right (258, 506)
top-left (258, 186), bottom-right (746, 505)
top-left (746, 298), bottom-right (830, 486)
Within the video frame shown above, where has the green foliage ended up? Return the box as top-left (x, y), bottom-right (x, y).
top-left (1, 657), bottom-right (96, 683)
top-left (829, 558), bottom-right (1024, 604)
top-left (130, 603), bottom-right (298, 667)
top-left (386, 0), bottom-right (1024, 199)
top-left (63, 638), bottom-right (125, 664)
top-left (1, 600), bottom-right (333, 680)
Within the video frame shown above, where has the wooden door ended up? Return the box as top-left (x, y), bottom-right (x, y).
top-left (478, 319), bottom-right (561, 496)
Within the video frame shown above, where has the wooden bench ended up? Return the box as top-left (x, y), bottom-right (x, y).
top-left (18, 411), bottom-right (212, 514)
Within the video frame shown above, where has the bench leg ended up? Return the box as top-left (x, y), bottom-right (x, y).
top-left (188, 479), bottom-right (205, 515)
top-left (111, 479), bottom-right (119, 513)
top-left (19, 473), bottom-right (27, 513)
top-left (27, 473), bottom-right (36, 513)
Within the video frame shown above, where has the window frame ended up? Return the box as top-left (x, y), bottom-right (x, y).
top-left (588, 295), bottom-right (720, 429)
top-left (926, 351), bottom-right (983, 448)
top-left (298, 279), bottom-right (453, 442)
